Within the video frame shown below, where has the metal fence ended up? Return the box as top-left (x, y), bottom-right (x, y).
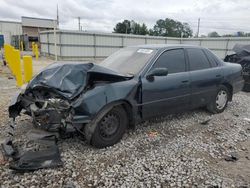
top-left (40, 30), bottom-right (250, 60)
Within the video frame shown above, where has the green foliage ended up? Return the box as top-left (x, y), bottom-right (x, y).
top-left (208, 31), bottom-right (220, 37)
top-left (152, 18), bottom-right (193, 38)
top-left (113, 20), bottom-right (148, 35)
top-left (113, 20), bottom-right (131, 34)
top-left (113, 18), bottom-right (193, 37)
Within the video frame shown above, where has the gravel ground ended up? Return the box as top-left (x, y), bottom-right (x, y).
top-left (0, 61), bottom-right (250, 188)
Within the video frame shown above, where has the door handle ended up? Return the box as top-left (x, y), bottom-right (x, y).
top-left (182, 80), bottom-right (189, 83)
top-left (216, 74), bottom-right (222, 78)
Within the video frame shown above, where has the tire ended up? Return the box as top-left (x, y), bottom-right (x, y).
top-left (207, 85), bottom-right (229, 114)
top-left (87, 106), bottom-right (128, 148)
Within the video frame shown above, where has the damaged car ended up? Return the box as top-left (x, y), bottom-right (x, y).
top-left (224, 44), bottom-right (250, 91)
top-left (5, 45), bottom-right (245, 151)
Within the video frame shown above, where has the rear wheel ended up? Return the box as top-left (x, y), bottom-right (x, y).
top-left (207, 85), bottom-right (229, 114)
top-left (87, 106), bottom-right (128, 148)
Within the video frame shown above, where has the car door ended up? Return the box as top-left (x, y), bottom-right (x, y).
top-left (141, 48), bottom-right (191, 119)
top-left (186, 48), bottom-right (223, 108)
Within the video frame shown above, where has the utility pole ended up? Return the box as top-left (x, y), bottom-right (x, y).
top-left (78, 17), bottom-right (81, 31)
top-left (197, 18), bottom-right (200, 38)
top-left (56, 4), bottom-right (59, 28)
top-left (54, 20), bottom-right (57, 61)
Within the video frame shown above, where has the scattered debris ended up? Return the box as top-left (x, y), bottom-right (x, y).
top-left (233, 113), bottom-right (240, 117)
top-left (0, 151), bottom-right (8, 165)
top-left (148, 131), bottom-right (159, 138)
top-left (243, 118), bottom-right (250, 122)
top-left (1, 129), bottom-right (63, 171)
top-left (224, 152), bottom-right (239, 162)
top-left (200, 118), bottom-right (211, 125)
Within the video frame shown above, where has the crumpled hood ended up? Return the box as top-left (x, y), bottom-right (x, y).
top-left (25, 62), bottom-right (133, 99)
top-left (232, 44), bottom-right (250, 57)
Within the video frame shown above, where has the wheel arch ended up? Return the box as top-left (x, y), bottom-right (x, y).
top-left (84, 99), bottom-right (134, 143)
top-left (221, 82), bottom-right (233, 101)
top-left (104, 100), bottom-right (134, 128)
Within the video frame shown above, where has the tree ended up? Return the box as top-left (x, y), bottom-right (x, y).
top-left (114, 20), bottom-right (148, 35)
top-left (152, 18), bottom-right (193, 37)
top-left (245, 33), bottom-right (250, 37)
top-left (208, 31), bottom-right (220, 37)
top-left (139, 23), bottom-right (148, 35)
top-left (148, 29), bottom-right (155, 36)
top-left (113, 20), bottom-right (131, 34)
top-left (222, 34), bottom-right (234, 37)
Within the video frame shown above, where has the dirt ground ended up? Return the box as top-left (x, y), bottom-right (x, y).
top-left (0, 56), bottom-right (250, 187)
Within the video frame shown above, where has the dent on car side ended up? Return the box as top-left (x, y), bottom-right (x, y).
top-left (71, 79), bottom-right (140, 124)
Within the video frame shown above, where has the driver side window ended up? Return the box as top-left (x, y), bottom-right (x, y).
top-left (152, 49), bottom-right (186, 74)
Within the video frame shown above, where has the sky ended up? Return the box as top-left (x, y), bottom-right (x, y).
top-left (0, 0), bottom-right (250, 36)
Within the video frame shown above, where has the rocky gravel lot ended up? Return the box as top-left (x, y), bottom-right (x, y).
top-left (0, 62), bottom-right (250, 188)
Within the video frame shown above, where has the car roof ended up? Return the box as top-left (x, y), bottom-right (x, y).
top-left (130, 44), bottom-right (204, 50)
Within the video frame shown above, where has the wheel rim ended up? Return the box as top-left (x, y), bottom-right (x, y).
top-left (99, 113), bottom-right (120, 139)
top-left (216, 90), bottom-right (228, 110)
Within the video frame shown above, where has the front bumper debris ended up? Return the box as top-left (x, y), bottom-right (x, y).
top-left (1, 123), bottom-right (63, 172)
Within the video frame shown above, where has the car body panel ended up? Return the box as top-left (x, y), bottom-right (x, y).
top-left (189, 67), bottom-right (223, 108)
top-left (141, 72), bottom-right (191, 119)
top-left (8, 44), bottom-right (244, 132)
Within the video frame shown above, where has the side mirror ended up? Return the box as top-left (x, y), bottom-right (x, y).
top-left (146, 67), bottom-right (168, 80)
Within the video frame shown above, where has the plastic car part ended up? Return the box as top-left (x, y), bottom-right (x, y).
top-left (1, 129), bottom-right (63, 172)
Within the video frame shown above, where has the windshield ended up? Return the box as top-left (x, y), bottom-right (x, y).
top-left (100, 47), bottom-right (156, 75)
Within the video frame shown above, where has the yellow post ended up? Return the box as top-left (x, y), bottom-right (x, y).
top-left (23, 56), bottom-right (33, 83)
top-left (32, 42), bottom-right (35, 56)
top-left (4, 44), bottom-right (10, 64)
top-left (35, 44), bottom-right (39, 60)
top-left (13, 49), bottom-right (23, 87)
top-left (20, 41), bottom-right (24, 51)
top-left (9, 46), bottom-right (15, 75)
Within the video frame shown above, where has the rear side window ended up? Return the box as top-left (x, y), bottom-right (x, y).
top-left (187, 48), bottom-right (211, 71)
top-left (203, 49), bottom-right (219, 67)
top-left (152, 49), bottom-right (186, 74)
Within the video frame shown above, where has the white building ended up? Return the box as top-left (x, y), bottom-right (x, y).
top-left (0, 17), bottom-right (56, 48)
top-left (0, 20), bottom-right (22, 44)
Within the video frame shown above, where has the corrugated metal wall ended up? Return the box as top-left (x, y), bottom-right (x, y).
top-left (40, 30), bottom-right (250, 60)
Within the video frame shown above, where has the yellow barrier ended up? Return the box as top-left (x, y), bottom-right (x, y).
top-left (13, 50), bottom-right (23, 87)
top-left (10, 46), bottom-right (16, 75)
top-left (4, 44), bottom-right (15, 75)
top-left (4, 44), bottom-right (7, 63)
top-left (35, 44), bottom-right (39, 60)
top-left (4, 44), bottom-right (34, 87)
top-left (32, 42), bottom-right (35, 56)
top-left (23, 56), bottom-right (33, 83)
top-left (4, 44), bottom-right (10, 64)
top-left (20, 41), bottom-right (24, 51)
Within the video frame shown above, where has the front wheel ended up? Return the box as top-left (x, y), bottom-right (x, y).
top-left (86, 106), bottom-right (128, 148)
top-left (207, 86), bottom-right (229, 114)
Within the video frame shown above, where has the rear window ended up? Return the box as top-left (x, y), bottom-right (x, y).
top-left (203, 49), bottom-right (219, 67)
top-left (187, 48), bottom-right (211, 71)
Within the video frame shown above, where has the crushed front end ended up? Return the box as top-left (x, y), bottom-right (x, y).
top-left (1, 62), bottom-right (134, 171)
top-left (1, 89), bottom-right (72, 171)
